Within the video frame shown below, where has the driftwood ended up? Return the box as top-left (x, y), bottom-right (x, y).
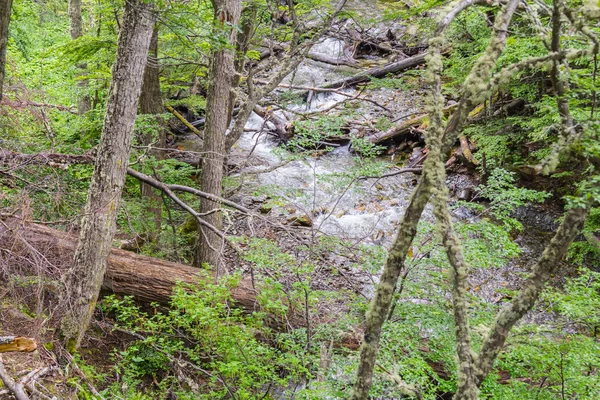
top-left (0, 337), bottom-right (37, 353)
top-left (0, 356), bottom-right (30, 400)
top-left (307, 52), bottom-right (359, 67)
top-left (252, 104), bottom-right (293, 142)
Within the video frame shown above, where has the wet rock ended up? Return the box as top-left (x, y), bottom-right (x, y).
top-left (242, 194), bottom-right (267, 207)
top-left (511, 205), bottom-right (560, 232)
top-left (457, 188), bottom-right (473, 201)
top-left (452, 205), bottom-right (477, 221)
top-left (447, 173), bottom-right (480, 201)
top-left (251, 194), bottom-right (267, 204)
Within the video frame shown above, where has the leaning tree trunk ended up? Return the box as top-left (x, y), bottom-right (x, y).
top-left (68, 0), bottom-right (91, 114)
top-left (350, 1), bottom-right (520, 398)
top-left (61, 0), bottom-right (156, 351)
top-left (0, 0), bottom-right (12, 101)
top-left (139, 26), bottom-right (165, 241)
top-left (193, 0), bottom-right (241, 271)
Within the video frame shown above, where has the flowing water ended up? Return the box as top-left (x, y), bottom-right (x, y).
top-left (173, 18), bottom-right (556, 400)
top-left (229, 36), bottom-right (429, 247)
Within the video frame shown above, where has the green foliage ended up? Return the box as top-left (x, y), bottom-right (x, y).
top-left (167, 96), bottom-right (207, 114)
top-left (484, 331), bottom-right (600, 399)
top-left (101, 274), bottom-right (309, 399)
top-left (544, 268), bottom-right (600, 335)
top-left (367, 71), bottom-right (423, 91)
top-left (455, 219), bottom-right (521, 268)
top-left (287, 115), bottom-right (349, 151)
top-left (444, 8), bottom-right (493, 94)
top-left (475, 168), bottom-right (551, 230)
top-left (464, 121), bottom-right (518, 170)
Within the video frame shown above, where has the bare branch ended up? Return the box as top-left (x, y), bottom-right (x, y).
top-left (474, 203), bottom-right (591, 385)
top-left (0, 356), bottom-right (30, 400)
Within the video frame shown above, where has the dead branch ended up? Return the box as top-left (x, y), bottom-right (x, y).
top-left (0, 356), bottom-right (30, 400)
top-left (166, 104), bottom-right (203, 138)
top-left (322, 50), bottom-right (436, 90)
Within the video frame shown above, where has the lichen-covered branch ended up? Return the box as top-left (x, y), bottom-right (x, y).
top-left (351, 1), bottom-right (519, 398)
top-left (473, 202), bottom-right (591, 385)
top-left (349, 30), bottom-right (447, 398)
top-left (442, 0), bottom-right (520, 149)
top-left (430, 168), bottom-right (478, 399)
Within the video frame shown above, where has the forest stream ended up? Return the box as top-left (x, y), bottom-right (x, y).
top-left (2, 0), bottom-right (599, 398)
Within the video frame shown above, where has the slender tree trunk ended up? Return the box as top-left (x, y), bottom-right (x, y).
top-left (69, 0), bottom-right (91, 114)
top-left (61, 0), bottom-right (156, 351)
top-left (350, 1), bottom-right (519, 397)
top-left (225, 3), bottom-right (256, 127)
top-left (139, 26), bottom-right (165, 240)
top-left (0, 0), bottom-right (13, 101)
top-left (193, 0), bottom-right (241, 270)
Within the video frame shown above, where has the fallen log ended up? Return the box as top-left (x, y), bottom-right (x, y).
top-left (322, 51), bottom-right (430, 89)
top-left (307, 52), bottom-right (359, 67)
top-left (368, 104), bottom-right (459, 144)
top-left (0, 337), bottom-right (37, 353)
top-left (0, 218), bottom-right (259, 314)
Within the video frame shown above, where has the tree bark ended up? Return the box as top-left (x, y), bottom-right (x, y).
top-left (61, 0), bottom-right (156, 351)
top-left (68, 0), bottom-right (91, 114)
top-left (139, 26), bottom-right (165, 241)
top-left (226, 3), bottom-right (256, 128)
top-left (0, 0), bottom-right (12, 102)
top-left (193, 0), bottom-right (242, 271)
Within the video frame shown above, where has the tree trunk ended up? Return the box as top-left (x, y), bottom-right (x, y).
top-left (139, 26), bottom-right (165, 241)
top-left (0, 0), bottom-right (12, 101)
top-left (193, 0), bottom-right (242, 271)
top-left (60, 0), bottom-right (156, 351)
top-left (225, 3), bottom-right (256, 127)
top-left (68, 0), bottom-right (91, 114)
